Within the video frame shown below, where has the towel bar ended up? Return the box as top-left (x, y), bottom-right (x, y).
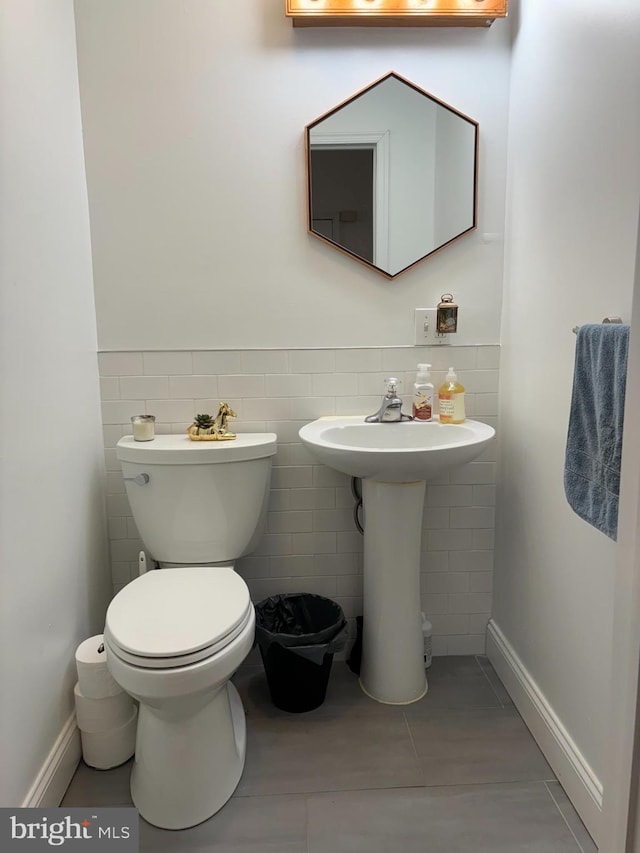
top-left (572, 317), bottom-right (623, 334)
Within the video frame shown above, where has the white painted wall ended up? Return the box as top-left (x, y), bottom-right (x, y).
top-left (0, 0), bottom-right (111, 806)
top-left (493, 0), bottom-right (640, 816)
top-left (73, 0), bottom-right (511, 349)
top-left (601, 213), bottom-right (640, 851)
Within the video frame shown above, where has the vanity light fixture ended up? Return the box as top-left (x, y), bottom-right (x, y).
top-left (285, 0), bottom-right (508, 28)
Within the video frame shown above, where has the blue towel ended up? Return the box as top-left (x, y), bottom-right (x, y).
top-left (564, 323), bottom-right (630, 540)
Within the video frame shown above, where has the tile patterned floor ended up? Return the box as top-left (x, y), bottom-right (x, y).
top-left (62, 656), bottom-right (597, 852)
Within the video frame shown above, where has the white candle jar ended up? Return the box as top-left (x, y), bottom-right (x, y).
top-left (131, 415), bottom-right (155, 442)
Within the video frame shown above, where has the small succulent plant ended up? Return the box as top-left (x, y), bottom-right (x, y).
top-left (187, 404), bottom-right (236, 441)
top-left (193, 413), bottom-right (215, 432)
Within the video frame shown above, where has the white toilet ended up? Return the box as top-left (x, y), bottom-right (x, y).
top-left (104, 433), bottom-right (277, 830)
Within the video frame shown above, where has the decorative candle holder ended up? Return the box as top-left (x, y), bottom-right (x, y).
top-left (131, 415), bottom-right (155, 442)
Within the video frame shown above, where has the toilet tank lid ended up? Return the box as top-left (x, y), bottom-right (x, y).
top-left (116, 433), bottom-right (277, 464)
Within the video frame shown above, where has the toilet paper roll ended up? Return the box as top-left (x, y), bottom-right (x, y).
top-left (80, 706), bottom-right (138, 770)
top-left (74, 682), bottom-right (134, 733)
top-left (75, 634), bottom-right (121, 699)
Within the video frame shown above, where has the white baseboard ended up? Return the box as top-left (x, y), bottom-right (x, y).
top-left (486, 619), bottom-right (602, 846)
top-left (21, 713), bottom-right (81, 808)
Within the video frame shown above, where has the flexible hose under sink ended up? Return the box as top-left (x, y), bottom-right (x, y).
top-left (351, 477), bottom-right (364, 535)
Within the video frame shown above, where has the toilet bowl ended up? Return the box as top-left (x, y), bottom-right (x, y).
top-left (106, 433), bottom-right (277, 829)
top-left (105, 566), bottom-right (254, 830)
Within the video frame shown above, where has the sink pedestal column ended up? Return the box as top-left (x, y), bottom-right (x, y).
top-left (359, 479), bottom-right (428, 704)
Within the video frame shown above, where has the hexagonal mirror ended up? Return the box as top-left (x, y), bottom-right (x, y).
top-left (306, 72), bottom-right (478, 279)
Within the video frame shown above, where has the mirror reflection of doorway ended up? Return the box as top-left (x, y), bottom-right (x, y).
top-left (310, 147), bottom-right (374, 264)
top-left (306, 73), bottom-right (477, 278)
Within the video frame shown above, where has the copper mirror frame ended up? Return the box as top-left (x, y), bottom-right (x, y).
top-left (305, 72), bottom-right (479, 279)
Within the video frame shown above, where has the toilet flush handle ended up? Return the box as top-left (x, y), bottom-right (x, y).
top-left (124, 473), bottom-right (150, 486)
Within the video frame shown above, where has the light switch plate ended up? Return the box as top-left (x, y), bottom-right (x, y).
top-left (414, 308), bottom-right (448, 345)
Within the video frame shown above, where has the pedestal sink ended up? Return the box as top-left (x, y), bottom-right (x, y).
top-left (298, 416), bottom-right (495, 705)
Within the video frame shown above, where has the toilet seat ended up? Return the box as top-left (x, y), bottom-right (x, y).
top-left (105, 566), bottom-right (253, 669)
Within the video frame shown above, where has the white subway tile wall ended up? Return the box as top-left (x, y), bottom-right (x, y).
top-left (99, 346), bottom-right (499, 656)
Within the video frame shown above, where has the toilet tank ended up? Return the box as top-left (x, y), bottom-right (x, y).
top-left (116, 434), bottom-right (277, 565)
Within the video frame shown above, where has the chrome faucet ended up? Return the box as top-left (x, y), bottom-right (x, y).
top-left (365, 378), bottom-right (413, 423)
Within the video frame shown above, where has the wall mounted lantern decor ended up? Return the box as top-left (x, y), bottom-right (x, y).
top-left (285, 0), bottom-right (508, 28)
top-left (437, 293), bottom-right (459, 333)
top-left (305, 72), bottom-right (478, 279)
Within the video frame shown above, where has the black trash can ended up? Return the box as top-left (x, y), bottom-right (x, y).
top-left (255, 593), bottom-right (348, 713)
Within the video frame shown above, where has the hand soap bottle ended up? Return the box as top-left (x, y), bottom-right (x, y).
top-left (412, 363), bottom-right (434, 421)
top-left (438, 367), bottom-right (466, 424)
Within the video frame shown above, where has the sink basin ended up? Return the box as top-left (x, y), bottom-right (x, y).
top-left (299, 416), bottom-right (495, 483)
top-left (299, 414), bottom-right (496, 706)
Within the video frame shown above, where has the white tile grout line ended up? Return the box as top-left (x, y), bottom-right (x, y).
top-left (544, 780), bottom-right (589, 853)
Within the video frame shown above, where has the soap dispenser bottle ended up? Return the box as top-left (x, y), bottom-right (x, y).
top-left (438, 367), bottom-right (466, 424)
top-left (412, 364), bottom-right (434, 422)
